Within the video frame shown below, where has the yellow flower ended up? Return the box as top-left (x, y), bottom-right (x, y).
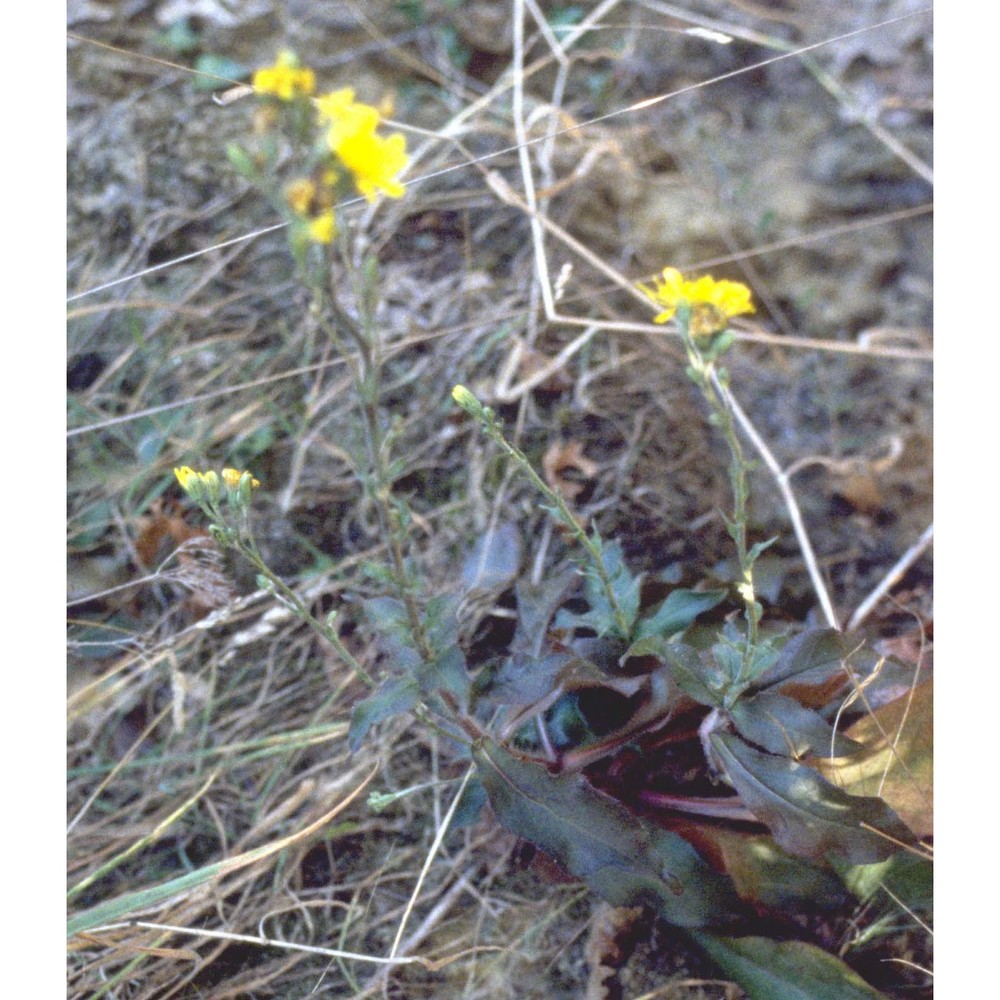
top-left (316, 88), bottom-right (408, 201)
top-left (285, 178), bottom-right (317, 216)
top-left (338, 131), bottom-right (408, 201)
top-left (306, 210), bottom-right (336, 243)
top-left (253, 51), bottom-right (316, 101)
top-left (316, 88), bottom-right (379, 136)
top-left (639, 267), bottom-right (755, 338)
top-left (174, 466), bottom-right (201, 493)
top-left (222, 468), bottom-right (261, 491)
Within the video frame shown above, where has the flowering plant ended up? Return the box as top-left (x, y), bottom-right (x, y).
top-left (227, 53), bottom-right (409, 254)
top-left (639, 266), bottom-right (755, 340)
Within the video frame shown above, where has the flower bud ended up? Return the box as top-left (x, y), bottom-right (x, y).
top-left (451, 384), bottom-right (482, 418)
top-left (174, 466), bottom-right (205, 502)
top-left (201, 470), bottom-right (222, 503)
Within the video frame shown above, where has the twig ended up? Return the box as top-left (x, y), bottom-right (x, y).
top-left (389, 765), bottom-right (476, 958)
top-left (94, 921), bottom-right (437, 968)
top-left (847, 523), bottom-right (934, 631)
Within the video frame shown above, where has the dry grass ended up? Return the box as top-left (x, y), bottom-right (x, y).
top-left (68, 2), bottom-right (932, 997)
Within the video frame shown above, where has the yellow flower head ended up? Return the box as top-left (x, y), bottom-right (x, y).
top-left (174, 467), bottom-right (222, 502)
top-left (174, 466), bottom-right (201, 493)
top-left (285, 178), bottom-right (317, 216)
top-left (306, 210), bottom-right (336, 244)
top-left (222, 468), bottom-right (261, 491)
top-left (316, 88), bottom-right (379, 137)
top-left (639, 267), bottom-right (755, 338)
top-left (253, 51), bottom-right (316, 101)
top-left (316, 88), bottom-right (409, 202)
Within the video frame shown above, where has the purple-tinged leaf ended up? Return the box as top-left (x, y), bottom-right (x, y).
top-left (348, 675), bottom-right (420, 751)
top-left (472, 651), bottom-right (576, 708)
top-left (729, 692), bottom-right (862, 758)
top-left (712, 732), bottom-right (917, 864)
top-left (473, 737), bottom-right (746, 928)
top-left (753, 628), bottom-right (854, 690)
top-left (512, 571), bottom-right (576, 657)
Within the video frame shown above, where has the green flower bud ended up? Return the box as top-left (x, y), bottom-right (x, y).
top-left (201, 470), bottom-right (222, 503)
top-left (451, 384), bottom-right (482, 418)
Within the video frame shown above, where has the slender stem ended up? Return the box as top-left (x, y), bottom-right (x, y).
top-left (234, 537), bottom-right (375, 688)
top-left (474, 408), bottom-right (633, 639)
top-left (682, 326), bottom-right (760, 680)
top-left (317, 258), bottom-right (434, 663)
top-left (710, 370), bottom-right (839, 630)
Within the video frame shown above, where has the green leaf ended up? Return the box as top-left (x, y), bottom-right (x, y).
top-left (753, 628), bottom-right (854, 690)
top-left (153, 18), bottom-right (201, 55)
top-left (577, 539), bottom-right (642, 638)
top-left (419, 645), bottom-right (470, 702)
top-left (451, 779), bottom-right (488, 829)
top-left (690, 933), bottom-right (890, 1000)
top-left (746, 536), bottom-right (779, 564)
top-left (660, 642), bottom-right (724, 708)
top-left (473, 737), bottom-right (746, 928)
top-left (634, 588), bottom-right (727, 641)
top-left (836, 851), bottom-right (933, 947)
top-left (363, 595), bottom-right (469, 702)
top-left (472, 651), bottom-right (575, 708)
top-left (511, 572), bottom-right (576, 657)
top-left (226, 143), bottom-right (257, 180)
top-left (424, 594), bottom-right (461, 654)
top-left (540, 501), bottom-right (577, 530)
top-left (462, 522), bottom-right (521, 591)
top-left (839, 850), bottom-right (932, 910)
top-left (348, 676), bottom-right (420, 751)
top-left (711, 733), bottom-right (917, 864)
top-left (729, 692), bottom-right (862, 758)
top-left (421, 595), bottom-right (470, 702)
top-left (363, 597), bottom-right (421, 670)
top-left (733, 636), bottom-right (783, 687)
top-left (712, 636), bottom-right (745, 685)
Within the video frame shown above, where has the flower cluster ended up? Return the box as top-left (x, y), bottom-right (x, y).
top-left (252, 50), bottom-right (315, 101)
top-left (639, 267), bottom-right (754, 339)
top-left (316, 88), bottom-right (408, 202)
top-left (175, 467), bottom-right (260, 507)
top-left (244, 56), bottom-right (410, 247)
top-left (284, 175), bottom-right (337, 244)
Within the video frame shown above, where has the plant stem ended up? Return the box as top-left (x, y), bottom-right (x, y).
top-left (474, 406), bottom-right (633, 639)
top-left (317, 250), bottom-right (434, 665)
top-left (681, 317), bottom-right (761, 680)
top-left (234, 535), bottom-right (375, 688)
